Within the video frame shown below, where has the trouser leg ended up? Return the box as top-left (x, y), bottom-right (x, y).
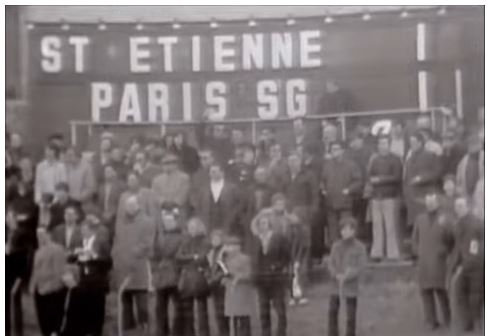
top-left (196, 295), bottom-right (210, 336)
top-left (345, 297), bottom-right (357, 336)
top-left (171, 287), bottom-right (185, 336)
top-left (272, 284), bottom-right (287, 336)
top-left (122, 291), bottom-right (136, 330)
top-left (180, 298), bottom-right (195, 336)
top-left (435, 289), bottom-right (451, 326)
top-left (257, 285), bottom-right (272, 336)
top-left (468, 272), bottom-right (485, 329)
top-left (370, 199), bottom-right (385, 259)
top-left (383, 198), bottom-right (400, 260)
top-left (157, 289), bottom-right (170, 336)
top-left (420, 289), bottom-right (439, 327)
top-left (237, 316), bottom-right (251, 336)
top-left (328, 295), bottom-right (340, 336)
top-left (213, 285), bottom-right (229, 336)
top-left (135, 290), bottom-right (149, 326)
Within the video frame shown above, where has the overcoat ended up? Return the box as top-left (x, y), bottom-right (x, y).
top-left (111, 211), bottom-right (157, 290)
top-left (412, 211), bottom-right (455, 289)
top-left (223, 252), bottom-right (256, 317)
top-left (403, 149), bottom-right (441, 225)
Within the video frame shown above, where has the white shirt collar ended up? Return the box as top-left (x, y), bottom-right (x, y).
top-left (210, 179), bottom-right (224, 202)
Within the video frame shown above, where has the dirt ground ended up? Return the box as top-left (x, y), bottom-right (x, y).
top-left (20, 277), bottom-right (483, 336)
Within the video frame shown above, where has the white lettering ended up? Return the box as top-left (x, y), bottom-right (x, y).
top-left (214, 35), bottom-right (236, 71)
top-left (119, 83), bottom-right (142, 121)
top-left (242, 34), bottom-right (264, 70)
top-left (130, 37), bottom-right (151, 73)
top-left (157, 36), bottom-right (178, 72)
top-left (41, 36), bottom-right (62, 73)
top-left (91, 82), bottom-right (112, 122)
top-left (300, 31), bottom-right (321, 68)
top-left (192, 36), bottom-right (201, 72)
top-left (257, 80), bottom-right (279, 119)
top-left (205, 82), bottom-right (227, 120)
top-left (271, 33), bottom-right (293, 69)
top-left (286, 79), bottom-right (307, 117)
top-left (68, 36), bottom-right (89, 73)
top-left (182, 82), bottom-right (192, 121)
top-left (148, 83), bottom-right (169, 121)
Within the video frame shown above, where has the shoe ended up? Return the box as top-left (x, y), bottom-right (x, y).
top-left (298, 297), bottom-right (309, 305)
top-left (289, 298), bottom-right (297, 306)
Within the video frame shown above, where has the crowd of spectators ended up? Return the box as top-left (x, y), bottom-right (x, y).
top-left (5, 108), bottom-right (484, 336)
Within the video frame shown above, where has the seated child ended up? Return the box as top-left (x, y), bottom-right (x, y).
top-left (327, 216), bottom-right (367, 336)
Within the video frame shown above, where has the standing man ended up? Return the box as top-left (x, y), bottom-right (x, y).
top-left (64, 147), bottom-right (96, 204)
top-left (321, 142), bottom-right (362, 247)
top-left (403, 132), bottom-right (442, 228)
top-left (412, 193), bottom-right (454, 331)
top-left (367, 136), bottom-right (403, 261)
top-left (192, 163), bottom-right (242, 237)
top-left (449, 197), bottom-right (484, 333)
top-left (152, 154), bottom-right (191, 209)
top-left (35, 144), bottom-right (67, 205)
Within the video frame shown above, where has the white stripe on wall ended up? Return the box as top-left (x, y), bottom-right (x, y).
top-left (417, 22), bottom-right (426, 61)
top-left (455, 68), bottom-right (464, 118)
top-left (418, 71), bottom-right (429, 111)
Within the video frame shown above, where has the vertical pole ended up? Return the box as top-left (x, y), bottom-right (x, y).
top-left (251, 119), bottom-right (257, 145)
top-left (70, 122), bottom-right (77, 147)
top-left (340, 116), bottom-right (346, 141)
top-left (455, 68), bottom-right (464, 119)
top-left (417, 22), bottom-right (430, 112)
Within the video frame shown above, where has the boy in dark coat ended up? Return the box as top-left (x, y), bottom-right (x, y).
top-left (327, 216), bottom-right (367, 336)
top-left (412, 193), bottom-right (455, 330)
top-left (449, 197), bottom-right (484, 332)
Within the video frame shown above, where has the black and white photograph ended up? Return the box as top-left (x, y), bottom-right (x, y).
top-left (3, 4), bottom-right (485, 336)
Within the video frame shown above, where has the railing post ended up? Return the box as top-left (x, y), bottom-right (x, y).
top-left (251, 119), bottom-right (257, 145)
top-left (70, 122), bottom-right (77, 147)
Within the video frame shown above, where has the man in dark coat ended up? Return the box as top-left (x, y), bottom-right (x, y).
top-left (249, 209), bottom-right (291, 336)
top-left (284, 151), bottom-right (320, 262)
top-left (49, 182), bottom-right (82, 230)
top-left (403, 132), bottom-right (442, 227)
top-left (321, 142), bottom-right (363, 247)
top-left (192, 163), bottom-right (243, 237)
top-left (412, 193), bottom-right (455, 330)
top-left (449, 197), bottom-right (484, 332)
top-left (64, 214), bottom-right (112, 336)
top-left (52, 205), bottom-right (83, 258)
top-left (173, 131), bottom-right (200, 175)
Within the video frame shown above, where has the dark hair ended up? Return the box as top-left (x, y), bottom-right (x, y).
top-left (45, 144), bottom-right (60, 157)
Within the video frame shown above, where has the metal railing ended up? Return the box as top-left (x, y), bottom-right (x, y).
top-left (69, 107), bottom-right (450, 147)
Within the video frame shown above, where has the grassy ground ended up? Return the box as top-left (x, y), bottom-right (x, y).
top-left (21, 277), bottom-right (483, 336)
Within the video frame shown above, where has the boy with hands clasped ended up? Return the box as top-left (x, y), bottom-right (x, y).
top-left (327, 216), bottom-right (367, 336)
